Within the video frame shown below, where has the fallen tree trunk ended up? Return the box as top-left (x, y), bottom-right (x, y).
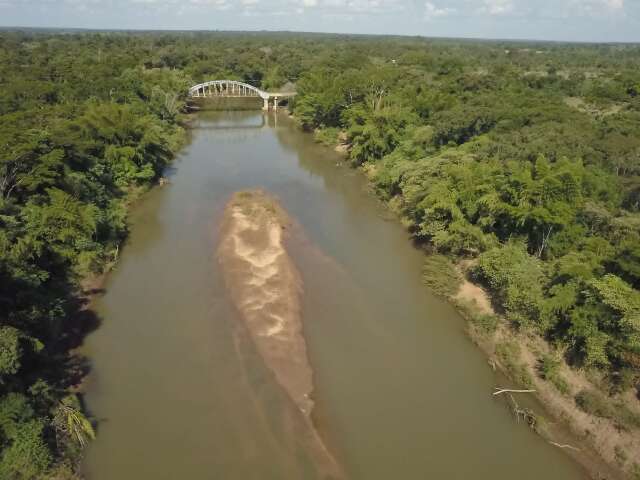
top-left (493, 388), bottom-right (536, 396)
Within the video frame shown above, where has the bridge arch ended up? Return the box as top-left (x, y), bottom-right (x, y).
top-left (189, 80), bottom-right (269, 99)
top-left (188, 79), bottom-right (296, 110)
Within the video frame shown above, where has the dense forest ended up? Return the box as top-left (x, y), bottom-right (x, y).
top-left (1, 29), bottom-right (639, 478)
top-left (292, 42), bottom-right (640, 377)
top-left (293, 39), bottom-right (640, 372)
top-left (289, 35), bottom-right (640, 476)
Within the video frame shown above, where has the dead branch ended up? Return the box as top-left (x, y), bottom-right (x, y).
top-left (493, 388), bottom-right (536, 396)
top-left (504, 393), bottom-right (538, 429)
top-left (548, 441), bottom-right (580, 452)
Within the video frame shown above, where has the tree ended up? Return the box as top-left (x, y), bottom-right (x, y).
top-left (53, 396), bottom-right (95, 448)
top-left (0, 420), bottom-right (51, 480)
top-left (0, 327), bottom-right (21, 378)
top-left (475, 242), bottom-right (547, 329)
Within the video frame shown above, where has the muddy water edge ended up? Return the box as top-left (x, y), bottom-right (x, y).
top-left (81, 111), bottom-right (588, 480)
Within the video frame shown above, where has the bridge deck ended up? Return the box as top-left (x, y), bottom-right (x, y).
top-left (188, 80), bottom-right (295, 110)
top-left (190, 92), bottom-right (296, 99)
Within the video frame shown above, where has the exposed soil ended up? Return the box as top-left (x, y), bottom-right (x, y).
top-left (517, 336), bottom-right (640, 480)
top-left (455, 279), bottom-right (493, 315)
top-left (454, 263), bottom-right (637, 480)
top-left (335, 131), bottom-right (349, 155)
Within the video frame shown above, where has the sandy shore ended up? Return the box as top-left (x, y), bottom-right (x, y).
top-left (217, 190), bottom-right (313, 414)
top-left (217, 190), bottom-right (343, 479)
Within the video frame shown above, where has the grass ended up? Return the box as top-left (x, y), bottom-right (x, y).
top-left (575, 389), bottom-right (614, 418)
top-left (537, 354), bottom-right (570, 394)
top-left (495, 341), bottom-right (534, 388)
top-left (614, 444), bottom-right (627, 465)
top-left (421, 254), bottom-right (462, 297)
top-left (231, 190), bottom-right (287, 223)
top-left (469, 312), bottom-right (499, 334)
top-left (313, 127), bottom-right (340, 147)
top-left (575, 389), bottom-right (640, 431)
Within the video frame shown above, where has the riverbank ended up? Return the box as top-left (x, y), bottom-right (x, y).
top-left (452, 264), bottom-right (634, 480)
top-left (310, 125), bottom-right (639, 480)
top-left (73, 146), bottom-right (183, 470)
top-left (79, 177), bottom-right (174, 308)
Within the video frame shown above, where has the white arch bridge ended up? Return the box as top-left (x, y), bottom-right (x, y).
top-left (188, 80), bottom-right (296, 110)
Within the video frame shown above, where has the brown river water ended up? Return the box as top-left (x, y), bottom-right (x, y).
top-left (82, 111), bottom-right (587, 479)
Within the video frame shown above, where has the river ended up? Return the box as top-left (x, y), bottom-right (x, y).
top-left (82, 111), bottom-right (586, 479)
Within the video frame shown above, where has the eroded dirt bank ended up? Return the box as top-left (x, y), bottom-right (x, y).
top-left (217, 189), bottom-right (342, 479)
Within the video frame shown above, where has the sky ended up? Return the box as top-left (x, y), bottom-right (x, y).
top-left (0, 0), bottom-right (639, 42)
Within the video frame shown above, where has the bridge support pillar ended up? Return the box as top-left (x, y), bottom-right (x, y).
top-left (263, 98), bottom-right (269, 111)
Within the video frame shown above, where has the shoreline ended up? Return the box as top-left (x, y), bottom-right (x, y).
top-left (454, 270), bottom-right (627, 480)
top-left (216, 189), bottom-right (344, 479)
top-left (311, 124), bottom-right (636, 480)
top-left (77, 110), bottom-right (634, 479)
top-left (78, 179), bottom-right (171, 308)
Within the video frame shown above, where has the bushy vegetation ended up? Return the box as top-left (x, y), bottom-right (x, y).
top-left (575, 389), bottom-right (640, 431)
top-left (0, 31), bottom-right (190, 478)
top-left (313, 127), bottom-right (341, 147)
top-left (2, 29), bottom-right (640, 475)
top-left (537, 354), bottom-right (570, 394)
top-left (468, 312), bottom-right (500, 335)
top-left (495, 341), bottom-right (534, 388)
top-left (421, 254), bottom-right (461, 297)
top-left (290, 37), bottom-right (640, 400)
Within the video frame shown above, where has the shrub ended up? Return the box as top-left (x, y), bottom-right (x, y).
top-left (0, 394), bottom-right (34, 439)
top-left (575, 389), bottom-right (640, 431)
top-left (0, 327), bottom-right (22, 377)
top-left (607, 368), bottom-right (638, 396)
top-left (422, 254), bottom-right (462, 297)
top-left (614, 444), bottom-right (627, 464)
top-left (0, 420), bottom-right (51, 480)
top-left (314, 127), bottom-right (340, 147)
top-left (470, 312), bottom-right (499, 334)
top-left (474, 242), bottom-right (547, 330)
top-left (537, 354), bottom-right (570, 394)
top-left (575, 389), bottom-right (614, 418)
top-left (495, 341), bottom-right (533, 388)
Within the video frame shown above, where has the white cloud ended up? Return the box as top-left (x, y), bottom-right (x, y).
top-left (604, 0), bottom-right (624, 9)
top-left (481, 0), bottom-right (514, 15)
top-left (0, 0), bottom-right (637, 41)
top-left (424, 1), bottom-right (456, 19)
top-left (290, 0), bottom-right (404, 14)
top-left (568, 0), bottom-right (627, 17)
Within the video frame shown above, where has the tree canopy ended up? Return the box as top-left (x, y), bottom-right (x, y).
top-left (1, 29), bottom-right (640, 477)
